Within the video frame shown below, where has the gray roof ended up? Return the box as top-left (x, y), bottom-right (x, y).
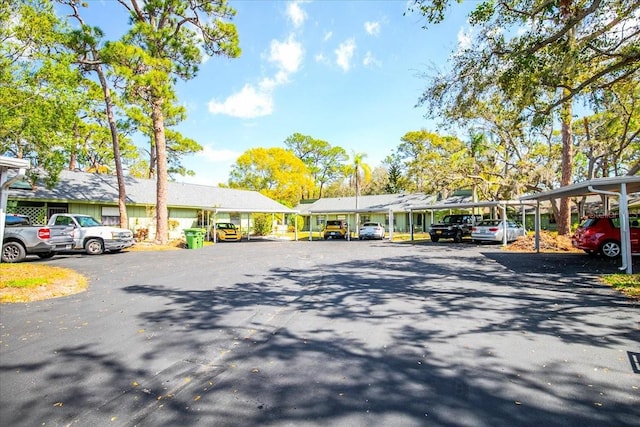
top-left (9, 169), bottom-right (295, 213)
top-left (519, 176), bottom-right (640, 201)
top-left (296, 193), bottom-right (439, 214)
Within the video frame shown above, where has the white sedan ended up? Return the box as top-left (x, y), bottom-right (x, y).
top-left (471, 219), bottom-right (525, 243)
top-left (358, 222), bottom-right (385, 240)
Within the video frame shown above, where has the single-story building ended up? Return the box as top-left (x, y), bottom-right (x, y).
top-left (295, 191), bottom-right (476, 238)
top-left (6, 169), bottom-right (296, 240)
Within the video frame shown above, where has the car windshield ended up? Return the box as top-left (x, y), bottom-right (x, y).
top-left (327, 221), bottom-right (342, 226)
top-left (362, 223), bottom-right (378, 227)
top-left (74, 216), bottom-right (102, 227)
top-left (217, 223), bottom-right (235, 229)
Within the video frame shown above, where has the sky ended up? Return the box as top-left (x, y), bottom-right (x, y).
top-left (76, 0), bottom-right (474, 186)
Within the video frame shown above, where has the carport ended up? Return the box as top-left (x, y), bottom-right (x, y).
top-left (407, 200), bottom-right (533, 246)
top-left (520, 176), bottom-right (640, 274)
top-left (205, 207), bottom-right (299, 242)
top-left (307, 207), bottom-right (405, 241)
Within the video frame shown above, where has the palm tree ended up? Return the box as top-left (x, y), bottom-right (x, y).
top-left (350, 151), bottom-right (371, 229)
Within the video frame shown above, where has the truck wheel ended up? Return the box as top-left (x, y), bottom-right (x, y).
top-left (430, 236), bottom-right (439, 243)
top-left (85, 238), bottom-right (104, 255)
top-left (2, 242), bottom-right (26, 263)
top-left (453, 231), bottom-right (463, 243)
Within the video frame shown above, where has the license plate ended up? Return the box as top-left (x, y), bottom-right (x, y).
top-left (436, 230), bottom-right (442, 234)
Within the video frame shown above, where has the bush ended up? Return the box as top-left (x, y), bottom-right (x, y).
top-left (252, 214), bottom-right (272, 236)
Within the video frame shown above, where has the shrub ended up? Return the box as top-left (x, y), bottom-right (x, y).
top-left (252, 214), bottom-right (272, 236)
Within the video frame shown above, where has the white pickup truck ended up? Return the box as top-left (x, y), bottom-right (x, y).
top-left (47, 213), bottom-right (134, 255)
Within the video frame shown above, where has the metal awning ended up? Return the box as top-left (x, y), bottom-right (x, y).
top-left (520, 176), bottom-right (640, 201)
top-left (520, 176), bottom-right (640, 274)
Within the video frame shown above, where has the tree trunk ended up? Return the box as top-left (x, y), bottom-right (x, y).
top-left (152, 99), bottom-right (169, 245)
top-left (557, 2), bottom-right (575, 236)
top-left (557, 93), bottom-right (573, 236)
top-left (149, 140), bottom-right (156, 179)
top-left (96, 64), bottom-right (128, 229)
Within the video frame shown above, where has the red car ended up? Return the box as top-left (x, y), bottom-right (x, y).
top-left (572, 214), bottom-right (640, 258)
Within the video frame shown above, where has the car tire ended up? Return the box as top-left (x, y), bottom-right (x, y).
top-left (2, 241), bottom-right (26, 263)
top-left (599, 240), bottom-right (621, 259)
top-left (430, 236), bottom-right (439, 243)
top-left (85, 238), bottom-right (105, 255)
top-left (453, 231), bottom-right (463, 243)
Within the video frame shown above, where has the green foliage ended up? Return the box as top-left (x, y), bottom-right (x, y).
top-left (384, 158), bottom-right (405, 194)
top-left (229, 147), bottom-right (314, 207)
top-left (0, 0), bottom-right (83, 185)
top-left (602, 274), bottom-right (640, 299)
top-left (252, 213), bottom-right (272, 236)
top-left (284, 133), bottom-right (349, 198)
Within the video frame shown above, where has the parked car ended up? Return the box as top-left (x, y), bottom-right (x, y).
top-left (359, 222), bottom-right (385, 240)
top-left (2, 214), bottom-right (74, 263)
top-left (211, 222), bottom-right (241, 241)
top-left (572, 214), bottom-right (640, 258)
top-left (323, 220), bottom-right (349, 240)
top-left (471, 219), bottom-right (525, 243)
top-left (48, 213), bottom-right (134, 255)
top-left (429, 214), bottom-right (482, 243)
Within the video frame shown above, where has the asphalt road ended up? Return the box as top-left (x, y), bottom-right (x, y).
top-left (1, 239), bottom-right (639, 427)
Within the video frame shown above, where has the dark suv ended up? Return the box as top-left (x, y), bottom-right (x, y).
top-left (429, 214), bottom-right (482, 243)
top-left (572, 214), bottom-right (640, 258)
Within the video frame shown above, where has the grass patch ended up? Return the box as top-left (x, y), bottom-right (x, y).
top-left (602, 274), bottom-right (640, 299)
top-left (4, 277), bottom-right (45, 288)
top-left (0, 264), bottom-right (88, 303)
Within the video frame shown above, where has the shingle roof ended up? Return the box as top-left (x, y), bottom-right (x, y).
top-left (9, 169), bottom-right (295, 213)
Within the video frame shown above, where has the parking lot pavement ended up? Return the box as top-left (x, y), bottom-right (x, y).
top-left (1, 241), bottom-right (638, 426)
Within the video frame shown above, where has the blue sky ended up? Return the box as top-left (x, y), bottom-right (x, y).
top-left (78, 1), bottom-right (474, 186)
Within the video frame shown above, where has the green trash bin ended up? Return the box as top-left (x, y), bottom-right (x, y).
top-left (184, 228), bottom-right (200, 249)
top-left (195, 228), bottom-right (205, 248)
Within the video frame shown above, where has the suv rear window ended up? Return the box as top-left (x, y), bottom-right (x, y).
top-left (326, 220), bottom-right (344, 226)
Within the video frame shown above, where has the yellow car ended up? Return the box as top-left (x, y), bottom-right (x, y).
top-left (211, 222), bottom-right (241, 242)
top-left (323, 220), bottom-right (348, 239)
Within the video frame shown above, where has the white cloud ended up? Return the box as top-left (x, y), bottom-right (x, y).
top-left (456, 27), bottom-right (472, 52)
top-left (200, 145), bottom-right (241, 163)
top-left (268, 34), bottom-right (303, 74)
top-left (335, 38), bottom-right (356, 72)
top-left (323, 31), bottom-right (333, 42)
top-left (363, 51), bottom-right (381, 67)
top-left (364, 21), bottom-right (381, 36)
top-left (209, 33), bottom-right (304, 119)
top-left (208, 84), bottom-right (273, 118)
top-left (314, 53), bottom-right (328, 64)
top-left (286, 1), bottom-right (306, 28)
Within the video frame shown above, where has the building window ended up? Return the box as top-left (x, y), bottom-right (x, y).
top-left (101, 206), bottom-right (120, 226)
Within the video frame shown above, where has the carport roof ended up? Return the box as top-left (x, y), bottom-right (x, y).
top-left (296, 193), bottom-right (437, 214)
top-left (520, 176), bottom-right (640, 201)
top-left (408, 199), bottom-right (534, 211)
top-left (8, 169), bottom-right (296, 213)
